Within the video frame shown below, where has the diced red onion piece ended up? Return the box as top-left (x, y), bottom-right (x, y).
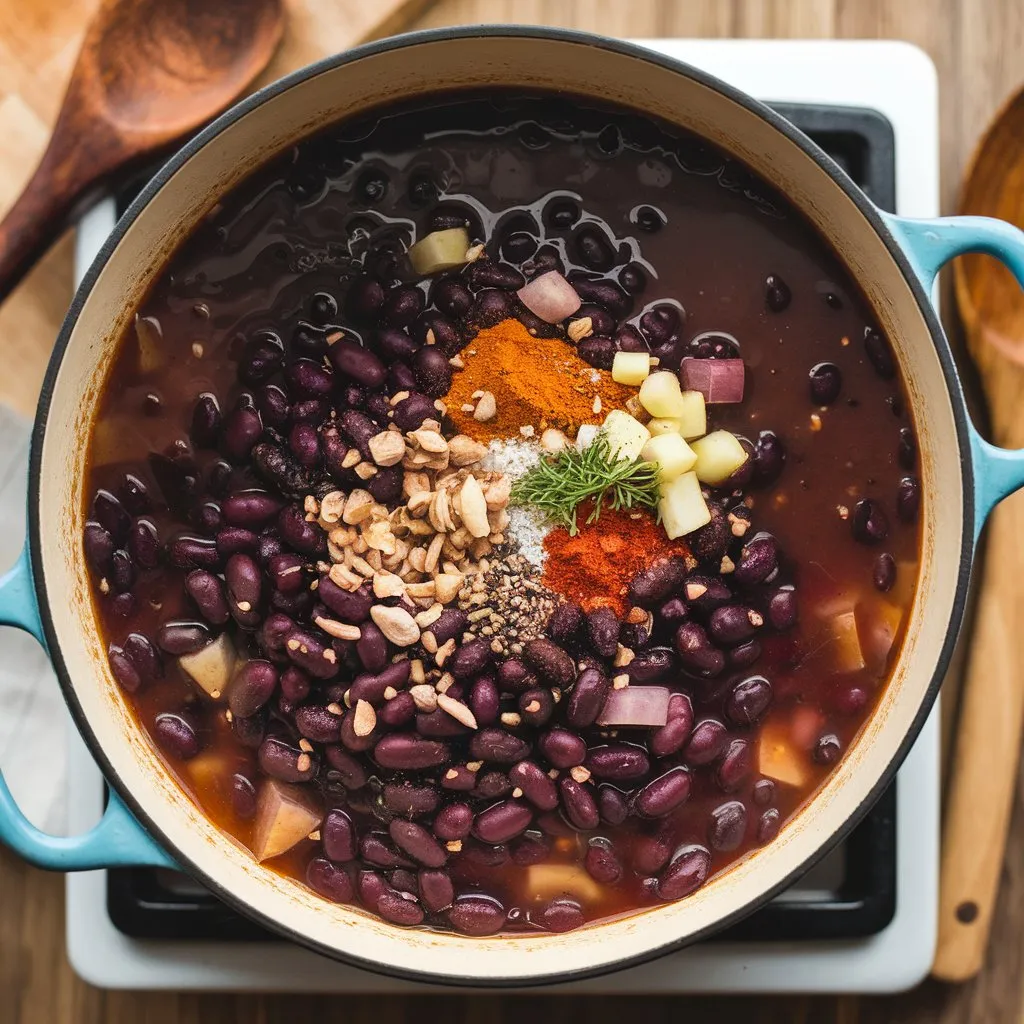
top-left (596, 686), bottom-right (671, 727)
top-left (680, 358), bottom-right (746, 404)
top-left (516, 271), bottom-right (582, 324)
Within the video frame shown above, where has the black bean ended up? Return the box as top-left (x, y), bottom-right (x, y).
top-left (523, 638), bottom-right (575, 688)
top-left (509, 830), bottom-right (552, 866)
top-left (618, 262), bottom-right (648, 295)
top-left (572, 277), bottom-right (633, 318)
top-left (91, 489), bottom-right (131, 544)
top-left (107, 549), bottom-right (134, 593)
top-left (709, 800), bottom-right (748, 851)
top-left (345, 275), bottom-right (385, 322)
top-left (154, 711), bottom-right (201, 760)
top-left (658, 597), bottom-right (689, 629)
top-left (689, 504), bottom-right (730, 563)
top-left (108, 644), bottom-right (141, 693)
top-left (565, 667), bottom-right (611, 730)
top-left (572, 302), bottom-right (615, 337)
top-left (852, 498), bottom-right (890, 544)
top-left (717, 738), bottom-right (752, 791)
top-left (635, 767), bottom-right (692, 818)
top-left (220, 407), bottom-right (263, 462)
top-left (729, 640), bottom-right (762, 669)
top-left (733, 533), bottom-right (778, 586)
top-left (190, 394), bottom-right (222, 449)
top-left (84, 521), bottom-right (115, 575)
top-left (726, 675), bottom-right (773, 726)
top-left (766, 586), bottom-right (798, 630)
top-left (576, 335), bottom-right (616, 369)
top-left (123, 632), bottom-right (162, 682)
top-left (639, 303), bottom-right (682, 345)
top-left (809, 362), bottom-right (842, 405)
top-left (156, 620), bottom-right (209, 655)
top-left (286, 358), bottom-right (334, 399)
top-left (897, 475), bottom-right (920, 522)
top-left (814, 733), bottom-right (843, 765)
top-left (674, 622), bottom-right (725, 678)
top-left (448, 896), bottom-right (506, 936)
top-left (546, 602), bottom-right (582, 644)
top-left (432, 279), bottom-right (473, 319)
top-left (708, 604), bottom-right (760, 646)
top-left (864, 327), bottom-right (896, 379)
top-left (329, 338), bottom-right (386, 389)
top-left (574, 226), bottom-right (615, 270)
top-left (232, 710), bottom-right (266, 749)
top-left (251, 443), bottom-right (313, 499)
top-left (468, 261), bottom-right (525, 291)
top-left (184, 570), bottom-right (229, 625)
top-left (418, 869), bottom-right (454, 913)
top-left (629, 555), bottom-right (689, 608)
top-left (544, 198), bottom-right (580, 231)
top-left (585, 607), bottom-right (620, 658)
top-left (468, 288), bottom-right (514, 329)
top-left (898, 426), bottom-right (917, 469)
top-left (225, 553), bottom-right (262, 627)
top-left (657, 844), bottom-right (711, 901)
top-left (873, 552), bottom-right (897, 592)
top-left (256, 384), bottom-right (290, 428)
top-left (381, 286), bottom-right (425, 328)
top-left (752, 430), bottom-right (786, 487)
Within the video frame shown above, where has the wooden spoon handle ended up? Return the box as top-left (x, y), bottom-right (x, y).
top-left (933, 494), bottom-right (1024, 980)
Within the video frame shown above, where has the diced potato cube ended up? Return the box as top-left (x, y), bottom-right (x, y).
top-left (658, 471), bottom-right (711, 539)
top-left (611, 351), bottom-right (651, 385)
top-left (647, 417), bottom-right (683, 436)
top-left (758, 717), bottom-right (811, 787)
top-left (639, 371), bottom-right (686, 418)
top-left (407, 227), bottom-right (471, 276)
top-left (641, 433), bottom-right (697, 482)
top-left (602, 410), bottom-right (651, 461)
top-left (524, 862), bottom-right (605, 904)
top-left (677, 390), bottom-right (708, 440)
top-left (690, 430), bottom-right (749, 486)
top-left (251, 780), bottom-right (322, 863)
top-left (178, 634), bottom-right (236, 700)
top-left (831, 610), bottom-right (866, 673)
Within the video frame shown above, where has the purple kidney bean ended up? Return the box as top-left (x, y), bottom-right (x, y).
top-left (168, 534), bottom-right (220, 571)
top-left (633, 829), bottom-right (673, 873)
top-left (277, 505), bottom-right (326, 557)
top-left (539, 728), bottom-right (586, 769)
top-left (391, 392), bottom-right (436, 432)
top-left (733, 533), bottom-right (778, 586)
top-left (294, 703), bottom-right (342, 744)
top-left (189, 393), bottom-right (222, 449)
top-left (510, 830), bottom-right (551, 866)
top-left (717, 738), bottom-right (752, 791)
top-left (283, 629), bottom-right (338, 680)
top-left (378, 691), bottom-right (416, 728)
top-left (559, 777), bottom-right (599, 830)
top-left (108, 644), bottom-right (141, 693)
top-left (432, 278), bottom-right (473, 318)
top-left (465, 675), bottom-right (498, 727)
top-left (523, 638), bottom-right (575, 688)
top-left (417, 710), bottom-right (469, 738)
top-left (584, 838), bottom-right (624, 885)
top-left (497, 658), bottom-right (536, 695)
top-left (546, 602), bottom-right (583, 644)
top-left (447, 639), bottom-right (492, 680)
top-left (267, 553), bottom-right (305, 595)
top-left (357, 869), bottom-right (390, 910)
top-left (123, 632), bottom-right (162, 682)
top-left (256, 384), bottom-right (290, 428)
top-left (156, 621), bottom-right (209, 655)
top-left (216, 527), bottom-right (258, 558)
top-left (324, 745), bottom-right (368, 790)
top-left (472, 800), bottom-right (534, 845)
top-left (285, 357), bottom-right (334, 398)
top-left (411, 346), bottom-right (453, 399)
top-left (259, 613), bottom-right (294, 661)
top-left (381, 285), bottom-right (425, 328)
top-left (322, 808), bottom-right (357, 862)
top-left (658, 845), bottom-right (711, 900)
top-left (433, 802), bottom-right (473, 841)
top-left (766, 586), bottom-right (798, 630)
top-left (586, 744), bottom-right (650, 782)
top-left (288, 422), bottom-right (321, 468)
top-left (374, 326), bottom-right (419, 364)
top-left (539, 898), bottom-right (585, 933)
top-left (509, 761), bottom-right (558, 811)
top-left (709, 800), bottom-right (748, 851)
top-left (440, 764), bottom-right (477, 791)
top-left (127, 519), bottom-right (160, 570)
top-left (635, 767), bottom-right (692, 817)
top-left (897, 475), bottom-right (920, 522)
top-left (345, 276), bottom-right (385, 321)
top-left (328, 338), bottom-right (386, 388)
top-left (184, 570), bottom-right (229, 626)
top-left (726, 676), bottom-right (773, 726)
top-left (628, 555), bottom-right (689, 608)
top-left (375, 734), bottom-right (450, 770)
top-left (585, 607), bottom-right (620, 658)
top-left (228, 661), bottom-right (278, 719)
top-left (864, 326), bottom-right (896, 378)
top-left (565, 667), bottom-right (611, 730)
top-left (674, 622), bottom-right (725, 678)
top-left (384, 782), bottom-right (440, 819)
top-left (317, 578), bottom-right (373, 624)
top-left (757, 807), bottom-right (782, 844)
top-left (220, 407), bottom-right (263, 463)
top-left (84, 521), bottom-right (114, 575)
top-left (598, 785), bottom-right (629, 826)
top-left (448, 895), bottom-right (506, 936)
top-left (708, 604), bottom-right (759, 646)
top-left (874, 552), bottom-right (897, 592)
top-left (627, 648), bottom-right (676, 684)
top-left (851, 498), bottom-right (890, 544)
top-left (418, 869), bottom-right (454, 913)
top-left (387, 361), bottom-right (417, 395)
top-left (92, 489), bottom-right (130, 544)
top-left (518, 687), bottom-right (554, 728)
top-left (229, 772), bottom-right (257, 820)
top-left (154, 711), bottom-right (201, 760)
top-left (223, 491), bottom-right (288, 528)
top-left (367, 464), bottom-right (403, 504)
top-left (389, 819), bottom-right (447, 868)
top-left (232, 711), bottom-right (265, 749)
top-left (110, 550), bottom-right (136, 592)
top-left (469, 728), bottom-right (531, 764)
top-left (349, 662), bottom-right (411, 705)
top-left (684, 719), bottom-right (728, 766)
top-left (338, 410), bottom-right (377, 460)
top-left (251, 442), bottom-right (313, 498)
top-left (339, 709), bottom-right (378, 752)
top-left (577, 336), bottom-right (616, 370)
top-left (258, 737), bottom-right (317, 783)
top-left (475, 771), bottom-right (511, 800)
top-left (361, 833), bottom-right (414, 870)
top-left (377, 891), bottom-right (425, 927)
top-left (307, 857), bottom-right (354, 904)
top-left (814, 733), bottom-right (842, 765)
top-left (278, 666), bottom-right (309, 704)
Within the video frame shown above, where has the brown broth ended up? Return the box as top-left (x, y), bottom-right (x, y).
top-left (84, 91), bottom-right (920, 932)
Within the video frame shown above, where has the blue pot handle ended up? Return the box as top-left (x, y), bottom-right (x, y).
top-left (0, 545), bottom-right (174, 869)
top-left (882, 212), bottom-right (1024, 537)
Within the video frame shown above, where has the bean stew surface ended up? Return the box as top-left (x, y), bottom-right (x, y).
top-left (84, 92), bottom-right (920, 935)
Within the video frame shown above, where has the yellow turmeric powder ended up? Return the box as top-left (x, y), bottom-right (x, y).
top-left (446, 318), bottom-right (635, 442)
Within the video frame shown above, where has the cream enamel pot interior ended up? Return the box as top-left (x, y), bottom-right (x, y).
top-left (3, 27), bottom-right (1024, 988)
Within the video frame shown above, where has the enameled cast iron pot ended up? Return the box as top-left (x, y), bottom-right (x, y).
top-left (2, 27), bottom-right (1024, 987)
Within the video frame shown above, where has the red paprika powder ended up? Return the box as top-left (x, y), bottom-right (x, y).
top-left (542, 504), bottom-right (692, 614)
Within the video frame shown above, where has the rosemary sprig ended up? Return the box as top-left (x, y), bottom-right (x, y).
top-left (511, 433), bottom-right (660, 535)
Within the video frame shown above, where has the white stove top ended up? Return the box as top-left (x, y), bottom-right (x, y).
top-left (63, 38), bottom-right (941, 993)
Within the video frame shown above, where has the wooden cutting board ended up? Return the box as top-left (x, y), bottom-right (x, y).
top-left (0, 0), bottom-right (431, 418)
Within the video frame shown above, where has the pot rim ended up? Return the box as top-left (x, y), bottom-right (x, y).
top-left (28, 24), bottom-right (974, 987)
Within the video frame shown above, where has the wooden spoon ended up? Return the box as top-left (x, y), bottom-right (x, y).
top-left (0, 0), bottom-right (285, 305)
top-left (933, 85), bottom-right (1024, 981)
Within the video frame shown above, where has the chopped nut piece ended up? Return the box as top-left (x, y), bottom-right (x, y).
top-left (466, 761), bottom-right (483, 773)
top-left (342, 490), bottom-right (375, 525)
top-left (437, 693), bottom-right (479, 729)
top-left (519, 424), bottom-right (535, 438)
top-left (368, 430), bottom-right (406, 467)
top-left (592, 395), bottom-right (602, 415)
top-left (304, 495), bottom-right (320, 515)
top-left (446, 839), bottom-right (463, 853)
top-left (540, 428), bottom-right (568, 453)
top-left (500, 712), bottom-right (522, 728)
top-left (685, 582), bottom-right (708, 601)
top-left (328, 563), bottom-right (363, 591)
top-left (409, 684), bottom-right (438, 712)
top-left (354, 462), bottom-right (378, 480)
top-left (434, 572), bottom-right (464, 605)
top-left (421, 630), bottom-right (438, 654)
top-left (448, 435), bottom-right (488, 467)
top-left (364, 521), bottom-right (397, 555)
top-left (298, 738), bottom-right (314, 753)
top-left (459, 475), bottom-right (490, 539)
top-left (341, 448), bottom-right (362, 470)
top-left (434, 637), bottom-right (457, 667)
top-left (424, 533), bottom-right (445, 574)
top-left (327, 702), bottom-right (343, 716)
top-left (613, 645), bottom-right (635, 668)
top-left (352, 699), bottom-right (377, 737)
top-left (625, 606), bottom-right (648, 625)
top-left (749, 610), bottom-right (765, 627)
top-left (383, 686), bottom-right (398, 701)
top-left (524, 699), bottom-right (541, 714)
top-left (567, 316), bottom-right (594, 342)
top-left (570, 766), bottom-right (592, 784)
top-left (720, 555), bottom-right (736, 574)
top-left (296, 753), bottom-right (312, 774)
top-left (409, 659), bottom-right (426, 685)
top-left (410, 428), bottom-right (449, 454)
top-left (313, 615), bottom-right (361, 641)
top-left (612, 673), bottom-right (630, 690)
top-left (435, 672), bottom-right (455, 694)
top-left (319, 491), bottom-right (346, 525)
top-left (473, 391), bottom-right (497, 422)
top-left (369, 605), bottom-right (421, 646)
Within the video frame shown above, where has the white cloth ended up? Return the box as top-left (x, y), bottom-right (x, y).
top-left (0, 405), bottom-right (67, 834)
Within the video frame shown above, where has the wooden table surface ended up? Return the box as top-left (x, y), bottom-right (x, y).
top-left (3, 0), bottom-right (1024, 1021)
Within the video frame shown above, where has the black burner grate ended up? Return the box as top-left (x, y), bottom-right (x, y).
top-left (106, 102), bottom-right (898, 944)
